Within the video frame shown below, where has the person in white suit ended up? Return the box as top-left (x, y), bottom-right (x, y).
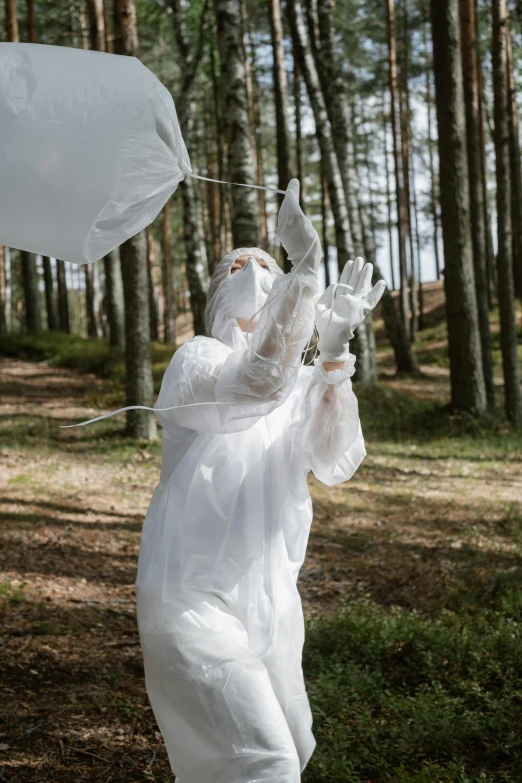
top-left (136, 179), bottom-right (386, 783)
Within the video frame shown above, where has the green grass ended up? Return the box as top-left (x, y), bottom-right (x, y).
top-left (0, 330), bottom-right (175, 390)
top-left (302, 601), bottom-right (522, 783)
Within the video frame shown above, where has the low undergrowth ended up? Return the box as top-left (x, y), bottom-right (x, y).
top-left (303, 601), bottom-right (522, 783)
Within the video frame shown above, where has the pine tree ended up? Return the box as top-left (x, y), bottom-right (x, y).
top-left (430, 0), bottom-right (486, 414)
top-left (491, 0), bottom-right (522, 425)
top-left (114, 0), bottom-right (156, 440)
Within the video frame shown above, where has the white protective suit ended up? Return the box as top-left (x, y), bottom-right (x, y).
top-left (136, 186), bottom-right (367, 783)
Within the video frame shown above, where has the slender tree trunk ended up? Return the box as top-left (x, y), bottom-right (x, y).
top-left (56, 260), bottom-right (70, 333)
top-left (103, 0), bottom-right (111, 51)
top-left (170, 0), bottom-right (209, 335)
top-left (120, 231), bottom-right (156, 438)
top-left (26, 0), bottom-right (36, 42)
top-left (215, 0), bottom-right (260, 247)
top-left (84, 264), bottom-right (100, 337)
top-left (399, 1), bottom-right (417, 342)
top-left (242, 4), bottom-right (268, 250)
top-left (492, 0), bottom-right (522, 426)
top-left (114, 0), bottom-right (156, 439)
top-left (475, 0), bottom-right (495, 305)
top-left (210, 41), bottom-right (227, 260)
top-left (410, 151), bottom-right (424, 330)
top-left (0, 246), bottom-right (6, 332)
top-left (7, 0), bottom-right (42, 335)
top-left (161, 200), bottom-right (175, 343)
top-left (287, 0), bottom-right (353, 273)
top-left (269, 0), bottom-right (293, 271)
top-left (383, 96), bottom-right (396, 291)
top-left (42, 257), bottom-right (59, 331)
top-left (505, 9), bottom-right (522, 299)
top-left (321, 169), bottom-right (330, 289)
top-left (146, 226), bottom-right (159, 343)
top-left (5, 0), bottom-right (19, 41)
top-left (4, 248), bottom-right (11, 331)
top-left (88, 0), bottom-right (126, 346)
top-left (293, 53), bottom-right (307, 210)
top-left (424, 21), bottom-right (442, 281)
top-left (430, 0), bottom-right (486, 414)
top-left (103, 250), bottom-right (124, 347)
top-left (387, 0), bottom-right (410, 330)
top-left (87, 0), bottom-right (106, 51)
top-left (20, 252), bottom-right (42, 332)
top-left (459, 0), bottom-right (495, 409)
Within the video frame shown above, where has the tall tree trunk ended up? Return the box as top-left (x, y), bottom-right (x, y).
top-left (475, 0), bottom-right (495, 305)
top-left (169, 0), bottom-right (209, 335)
top-left (120, 231), bottom-right (156, 438)
top-left (103, 0), bottom-right (112, 51)
top-left (5, 0), bottom-right (19, 41)
top-left (459, 0), bottom-right (495, 409)
top-left (4, 247), bottom-right (11, 332)
top-left (242, 4), bottom-right (268, 250)
top-left (42, 257), bottom-right (59, 331)
top-left (287, 0), bottom-right (353, 274)
top-left (399, 0), bottom-right (417, 341)
top-left (505, 9), bottom-right (522, 300)
top-left (383, 95), bottom-right (396, 291)
top-left (114, 0), bottom-right (156, 439)
top-left (88, 0), bottom-right (125, 346)
top-left (410, 151), bottom-right (425, 330)
top-left (103, 250), bottom-right (124, 347)
top-left (310, 0), bottom-right (417, 375)
top-left (146, 226), bottom-right (159, 342)
top-left (87, 0), bottom-right (106, 51)
top-left (293, 53), bottom-right (307, 209)
top-left (56, 260), bottom-right (70, 333)
top-left (492, 0), bottom-right (522, 426)
top-left (161, 200), bottom-right (176, 344)
top-left (215, 0), bottom-right (260, 247)
top-left (268, 0), bottom-right (293, 272)
top-left (20, 252), bottom-right (42, 332)
top-left (84, 264), bottom-right (100, 337)
top-left (430, 0), bottom-right (486, 414)
top-left (210, 41), bottom-right (228, 260)
top-left (387, 0), bottom-right (410, 330)
top-left (26, 0), bottom-right (36, 42)
top-left (424, 21), bottom-right (442, 281)
top-left (0, 246), bottom-right (6, 332)
top-left (321, 169), bottom-right (330, 289)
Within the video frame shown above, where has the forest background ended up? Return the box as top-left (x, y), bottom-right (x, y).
top-left (0, 0), bottom-right (521, 781)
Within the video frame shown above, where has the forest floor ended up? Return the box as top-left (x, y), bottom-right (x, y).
top-left (1, 300), bottom-right (522, 782)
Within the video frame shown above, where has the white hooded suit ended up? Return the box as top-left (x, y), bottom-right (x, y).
top-left (136, 193), bottom-right (367, 782)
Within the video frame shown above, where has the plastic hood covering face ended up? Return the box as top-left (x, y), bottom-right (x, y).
top-left (0, 43), bottom-right (190, 264)
top-left (137, 238), bottom-right (367, 780)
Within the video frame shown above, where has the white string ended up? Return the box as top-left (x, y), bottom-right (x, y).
top-left (59, 401), bottom-right (235, 429)
top-left (186, 170), bottom-right (286, 196)
top-left (63, 196), bottom-right (322, 430)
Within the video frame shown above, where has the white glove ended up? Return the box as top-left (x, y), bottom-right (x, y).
top-left (315, 257), bottom-right (386, 363)
top-left (276, 178), bottom-right (321, 275)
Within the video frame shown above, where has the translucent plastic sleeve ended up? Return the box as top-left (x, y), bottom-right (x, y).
top-left (289, 356), bottom-right (366, 486)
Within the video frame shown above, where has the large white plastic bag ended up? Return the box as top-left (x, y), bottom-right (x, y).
top-left (0, 42), bottom-right (191, 264)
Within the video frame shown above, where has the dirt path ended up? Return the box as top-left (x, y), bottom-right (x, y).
top-left (1, 357), bottom-right (521, 781)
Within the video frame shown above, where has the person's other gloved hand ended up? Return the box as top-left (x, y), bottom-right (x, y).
top-left (315, 257), bottom-right (386, 363)
top-left (276, 178), bottom-right (320, 275)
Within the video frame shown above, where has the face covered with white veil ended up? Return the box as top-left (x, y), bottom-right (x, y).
top-left (205, 246), bottom-right (284, 350)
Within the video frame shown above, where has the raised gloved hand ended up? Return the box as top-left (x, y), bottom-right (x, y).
top-left (276, 178), bottom-right (320, 275)
top-left (315, 257), bottom-right (386, 363)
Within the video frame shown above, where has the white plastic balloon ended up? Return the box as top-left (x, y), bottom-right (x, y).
top-left (0, 43), bottom-right (191, 264)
